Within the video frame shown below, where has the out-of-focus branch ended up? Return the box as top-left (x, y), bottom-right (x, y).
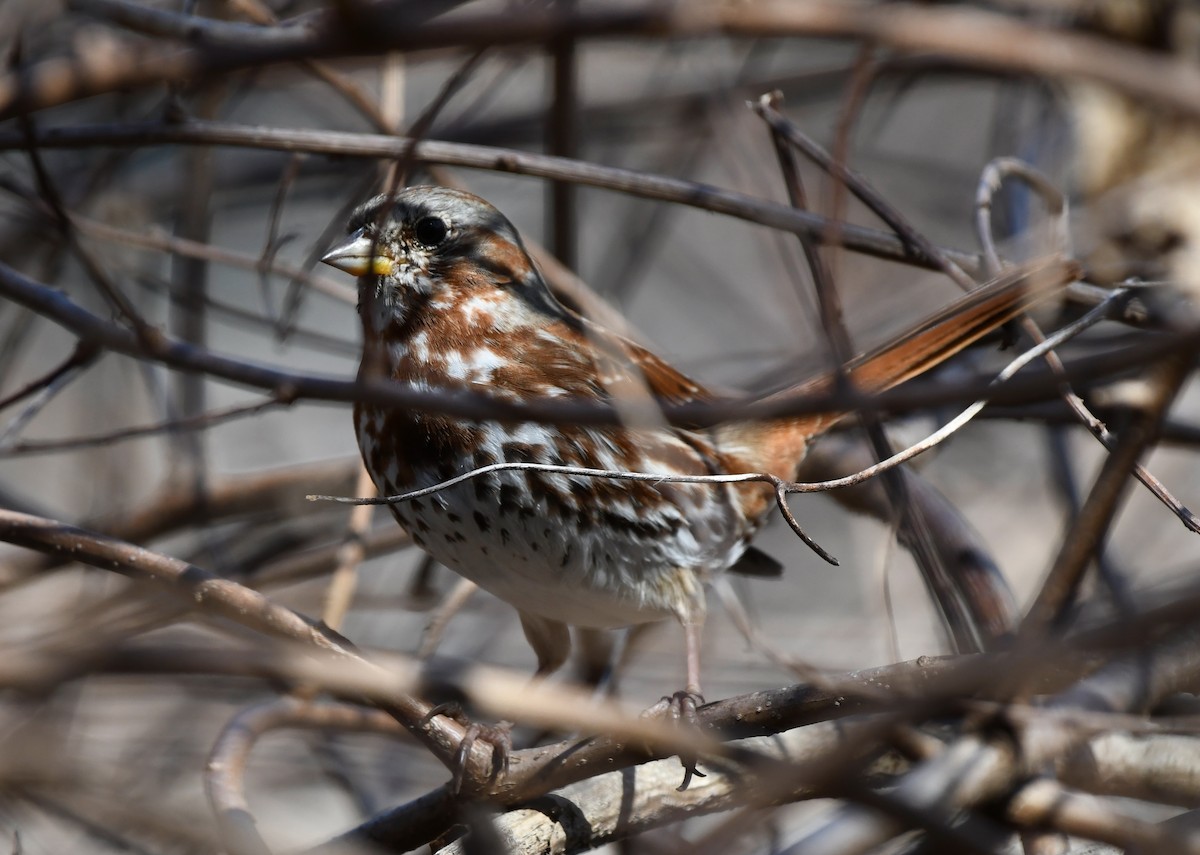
top-left (1058, 732), bottom-right (1200, 807)
top-left (253, 526), bottom-right (413, 591)
top-left (206, 698), bottom-right (408, 855)
top-left (799, 434), bottom-right (1018, 639)
top-left (772, 618), bottom-right (1200, 855)
top-left (0, 119), bottom-right (983, 274)
top-left (432, 718), bottom-right (876, 855)
top-left (1008, 778), bottom-right (1199, 852)
top-left (321, 465), bottom-right (375, 631)
top-left (13, 2), bottom-right (1200, 121)
top-left (0, 507), bottom-right (489, 779)
top-left (2, 254), bottom-right (1169, 431)
top-left (0, 508), bottom-right (357, 655)
top-left (319, 655), bottom-right (960, 852)
top-left (1021, 347), bottom-right (1197, 635)
top-left (0, 457), bottom-right (362, 586)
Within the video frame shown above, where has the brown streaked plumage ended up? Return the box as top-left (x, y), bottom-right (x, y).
top-left (323, 185), bottom-right (1078, 707)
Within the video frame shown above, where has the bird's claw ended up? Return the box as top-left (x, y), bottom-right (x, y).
top-left (452, 719), bottom-right (512, 795)
top-left (642, 690), bottom-right (707, 790)
top-left (426, 703), bottom-right (512, 795)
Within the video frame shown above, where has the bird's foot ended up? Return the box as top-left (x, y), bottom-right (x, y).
top-left (425, 702), bottom-right (513, 795)
top-left (642, 690), bottom-right (707, 790)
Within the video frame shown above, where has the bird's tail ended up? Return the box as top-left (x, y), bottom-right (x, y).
top-left (718, 257), bottom-right (1082, 482)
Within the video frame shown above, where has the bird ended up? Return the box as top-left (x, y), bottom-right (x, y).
top-left (322, 185), bottom-right (1077, 713)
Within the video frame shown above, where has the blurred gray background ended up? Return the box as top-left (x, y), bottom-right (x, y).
top-left (2, 9), bottom-right (1197, 851)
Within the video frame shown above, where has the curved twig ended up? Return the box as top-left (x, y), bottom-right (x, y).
top-left (206, 699), bottom-right (408, 855)
top-left (976, 158), bottom-right (1200, 534)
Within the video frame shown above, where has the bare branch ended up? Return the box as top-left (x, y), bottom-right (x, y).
top-left (0, 119), bottom-right (982, 273)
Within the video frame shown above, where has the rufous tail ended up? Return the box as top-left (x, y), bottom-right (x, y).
top-left (718, 257), bottom-right (1082, 482)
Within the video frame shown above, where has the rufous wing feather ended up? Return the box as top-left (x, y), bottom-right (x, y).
top-left (719, 257), bottom-right (1082, 484)
top-left (622, 340), bottom-right (712, 408)
top-left (578, 320), bottom-right (715, 414)
top-left (840, 258), bottom-right (1082, 395)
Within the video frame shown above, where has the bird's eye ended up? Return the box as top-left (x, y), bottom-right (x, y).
top-left (413, 216), bottom-right (449, 248)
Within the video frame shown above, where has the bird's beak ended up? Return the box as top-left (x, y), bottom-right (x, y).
top-left (320, 230), bottom-right (398, 276)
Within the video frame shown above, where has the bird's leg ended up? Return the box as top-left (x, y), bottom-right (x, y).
top-left (577, 627), bottom-right (618, 692)
top-left (434, 612), bottom-right (571, 794)
top-left (684, 617), bottom-right (704, 701)
top-left (643, 598), bottom-right (708, 788)
top-left (656, 616), bottom-right (705, 722)
top-left (414, 578), bottom-right (514, 793)
top-left (519, 611), bottom-right (572, 679)
top-left (673, 593), bottom-right (707, 714)
top-left (673, 614), bottom-right (707, 789)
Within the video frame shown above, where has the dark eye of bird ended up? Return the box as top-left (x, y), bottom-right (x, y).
top-left (413, 216), bottom-right (449, 248)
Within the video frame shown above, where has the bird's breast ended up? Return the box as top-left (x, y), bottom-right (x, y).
top-left (353, 405), bottom-right (753, 628)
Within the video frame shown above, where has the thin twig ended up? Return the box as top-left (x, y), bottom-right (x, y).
top-left (0, 341), bottom-right (100, 450)
top-left (1020, 347), bottom-right (1198, 636)
top-left (977, 158), bottom-right (1200, 534)
top-left (753, 94), bottom-right (976, 290)
top-left (0, 118), bottom-right (986, 274)
top-left (0, 255), bottom-right (1111, 430)
top-left (69, 212), bottom-right (355, 303)
top-left (310, 291), bottom-right (1122, 512)
top-left (321, 464), bottom-right (376, 632)
top-left (0, 339), bottom-right (100, 413)
top-left (206, 699), bottom-right (407, 855)
top-left (0, 394), bottom-right (286, 457)
top-left (15, 110), bottom-right (151, 334)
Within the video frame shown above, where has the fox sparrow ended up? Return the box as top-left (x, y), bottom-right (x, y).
top-left (322, 185), bottom-right (1076, 706)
